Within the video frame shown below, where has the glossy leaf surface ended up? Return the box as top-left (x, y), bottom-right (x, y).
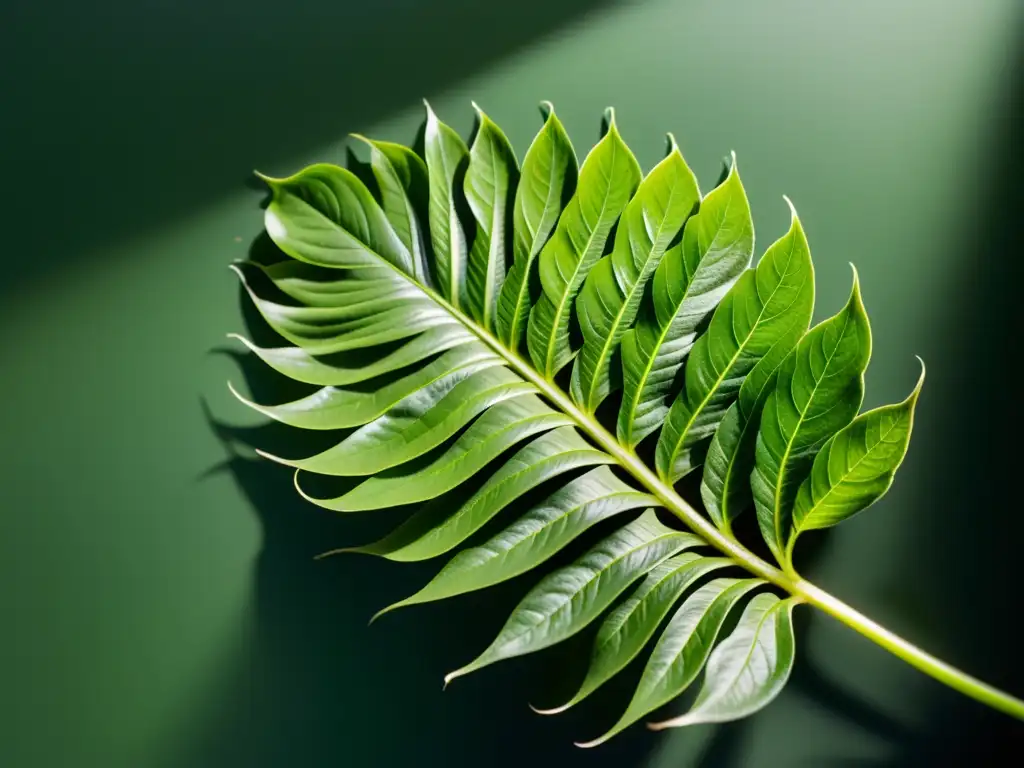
top-left (464, 104), bottom-right (519, 329)
top-left (424, 102), bottom-right (470, 306)
top-left (380, 466), bottom-right (653, 611)
top-left (445, 510), bottom-right (703, 683)
top-left (579, 577), bottom-right (761, 745)
top-left (618, 157), bottom-right (753, 446)
top-left (656, 206), bottom-right (814, 482)
top-left (527, 112), bottom-right (641, 377)
top-left (790, 364), bottom-right (923, 545)
top-left (649, 593), bottom-right (797, 729)
top-left (539, 552), bottom-right (731, 715)
top-left (570, 136), bottom-right (699, 412)
top-left (752, 270), bottom-right (871, 560)
top-left (496, 104), bottom-right (577, 348)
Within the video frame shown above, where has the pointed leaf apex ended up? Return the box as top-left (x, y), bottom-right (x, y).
top-left (529, 701), bottom-right (572, 716)
top-left (847, 263), bottom-right (863, 300)
top-left (443, 666), bottom-right (470, 688)
top-left (254, 448), bottom-right (292, 467)
top-left (349, 132), bottom-right (372, 148)
top-left (539, 100), bottom-right (555, 119)
top-left (907, 357), bottom-right (927, 402)
top-left (574, 734), bottom-right (610, 749)
top-left (604, 106), bottom-right (617, 131)
top-left (730, 149), bottom-right (738, 168)
top-left (646, 716), bottom-right (687, 731)
top-left (423, 99), bottom-right (438, 122)
top-left (226, 380), bottom-right (253, 408)
top-left (292, 469), bottom-right (320, 503)
top-left (252, 170), bottom-right (280, 186)
top-left (226, 332), bottom-right (253, 350)
top-left (665, 131), bottom-right (679, 154)
top-left (312, 548), bottom-right (348, 561)
top-left (368, 602), bottom-right (402, 625)
top-left (782, 194), bottom-right (799, 223)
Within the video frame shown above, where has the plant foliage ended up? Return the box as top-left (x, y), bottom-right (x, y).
top-left (228, 101), bottom-right (1024, 744)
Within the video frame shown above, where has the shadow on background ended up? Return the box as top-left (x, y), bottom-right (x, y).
top-left (0, 0), bottom-right (614, 296)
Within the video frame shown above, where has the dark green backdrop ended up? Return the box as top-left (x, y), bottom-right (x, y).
top-left (2, 1), bottom-right (1021, 765)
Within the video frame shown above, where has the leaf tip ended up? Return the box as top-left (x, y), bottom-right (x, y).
top-left (603, 106), bottom-right (617, 133)
top-left (312, 547), bottom-right (348, 561)
top-left (348, 132), bottom-right (372, 149)
top-left (292, 469), bottom-right (320, 504)
top-left (529, 701), bottom-right (572, 716)
top-left (665, 131), bottom-right (679, 154)
top-left (422, 99), bottom-right (438, 123)
top-left (646, 716), bottom-right (686, 731)
top-left (782, 194), bottom-right (799, 223)
top-left (907, 356), bottom-right (926, 401)
top-left (369, 602), bottom-right (401, 626)
top-left (539, 100), bottom-right (555, 119)
top-left (226, 380), bottom-right (254, 408)
top-left (254, 448), bottom-right (293, 467)
top-left (574, 735), bottom-right (609, 749)
top-left (226, 332), bottom-right (253, 350)
top-left (443, 667), bottom-right (469, 689)
top-left (252, 170), bottom-right (279, 186)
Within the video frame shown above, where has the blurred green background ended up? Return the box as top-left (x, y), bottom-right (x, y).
top-left (2, 0), bottom-right (1021, 765)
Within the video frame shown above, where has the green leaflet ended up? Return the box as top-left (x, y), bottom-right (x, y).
top-left (231, 264), bottom-right (457, 356)
top-left (536, 553), bottom-right (731, 716)
top-left (579, 577), bottom-right (762, 746)
top-left (789, 362), bottom-right (924, 550)
top-left (496, 103), bottom-right (577, 349)
top-left (570, 135), bottom-right (700, 413)
top-left (258, 366), bottom-right (535, 476)
top-left (298, 396), bottom-right (571, 511)
top-left (526, 111), bottom-right (642, 378)
top-left (464, 104), bottom-right (520, 330)
top-left (259, 163), bottom-right (413, 272)
top-left (617, 155), bottom-right (753, 447)
top-left (423, 102), bottom-right (470, 306)
top-left (656, 203), bottom-right (814, 483)
top-left (351, 135), bottom-right (432, 284)
top-left (649, 593), bottom-right (797, 729)
top-left (256, 261), bottom-right (396, 307)
top-left (227, 344), bottom-right (500, 430)
top-left (752, 269), bottom-right (872, 561)
top-left (376, 466), bottom-right (653, 611)
top-left (348, 427), bottom-right (613, 563)
top-left (226, 327), bottom-right (476, 387)
top-left (445, 510), bottom-right (703, 684)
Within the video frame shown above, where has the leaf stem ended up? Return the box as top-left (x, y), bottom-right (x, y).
top-left (395, 266), bottom-right (1024, 722)
top-left (791, 579), bottom-right (1024, 720)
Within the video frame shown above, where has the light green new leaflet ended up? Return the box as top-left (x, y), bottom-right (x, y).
top-left (234, 103), bottom-right (1024, 748)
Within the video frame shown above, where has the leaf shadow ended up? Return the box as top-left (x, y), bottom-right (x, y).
top-left (184, 257), bottom-right (665, 767)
